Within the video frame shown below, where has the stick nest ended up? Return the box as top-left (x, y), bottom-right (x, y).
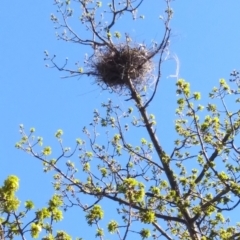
top-left (89, 44), bottom-right (154, 92)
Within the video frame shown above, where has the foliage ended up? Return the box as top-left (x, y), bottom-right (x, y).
top-left (0, 175), bottom-right (71, 239)
top-left (15, 71), bottom-right (240, 239)
top-left (3, 0), bottom-right (240, 239)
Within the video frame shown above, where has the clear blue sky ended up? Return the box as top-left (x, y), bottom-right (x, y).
top-left (1, 0), bottom-right (240, 239)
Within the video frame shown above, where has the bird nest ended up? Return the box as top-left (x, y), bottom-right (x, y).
top-left (89, 44), bottom-right (154, 93)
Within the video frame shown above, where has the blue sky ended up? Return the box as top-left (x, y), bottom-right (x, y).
top-left (1, 0), bottom-right (240, 239)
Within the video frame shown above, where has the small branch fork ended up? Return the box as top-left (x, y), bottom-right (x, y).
top-left (46, 0), bottom-right (174, 99)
